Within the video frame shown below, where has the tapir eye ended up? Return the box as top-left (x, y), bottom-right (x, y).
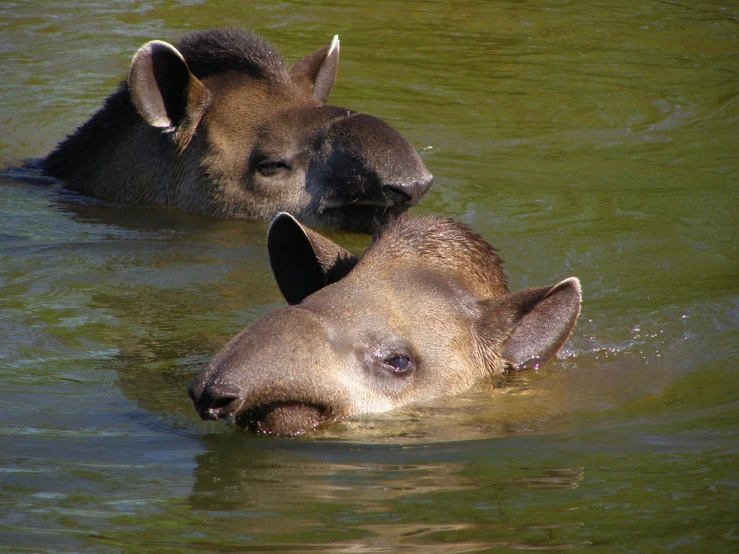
top-left (384, 355), bottom-right (413, 374)
top-left (256, 159), bottom-right (290, 176)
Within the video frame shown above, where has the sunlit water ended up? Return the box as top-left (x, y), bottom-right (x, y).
top-left (1, 1), bottom-right (737, 552)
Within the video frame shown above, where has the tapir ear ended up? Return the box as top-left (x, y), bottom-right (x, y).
top-left (289, 35), bottom-right (340, 102)
top-left (479, 278), bottom-right (582, 371)
top-left (128, 40), bottom-right (211, 152)
top-left (268, 212), bottom-right (359, 305)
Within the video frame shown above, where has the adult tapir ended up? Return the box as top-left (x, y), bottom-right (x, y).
top-left (189, 213), bottom-right (582, 435)
top-left (42, 28), bottom-right (432, 232)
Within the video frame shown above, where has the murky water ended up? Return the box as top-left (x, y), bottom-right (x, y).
top-left (1, 1), bottom-right (737, 552)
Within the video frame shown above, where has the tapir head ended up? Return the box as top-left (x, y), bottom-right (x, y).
top-left (189, 214), bottom-right (582, 435)
top-left (126, 30), bottom-right (432, 231)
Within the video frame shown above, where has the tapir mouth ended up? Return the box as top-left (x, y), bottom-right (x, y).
top-left (323, 186), bottom-right (428, 210)
top-left (194, 395), bottom-right (333, 436)
top-left (317, 202), bottom-right (405, 233)
top-left (236, 402), bottom-right (333, 436)
top-left (322, 198), bottom-right (399, 210)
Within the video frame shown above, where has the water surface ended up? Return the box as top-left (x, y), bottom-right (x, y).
top-left (1, 1), bottom-right (737, 552)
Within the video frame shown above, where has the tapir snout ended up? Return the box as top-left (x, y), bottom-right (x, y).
top-left (298, 109), bottom-right (433, 230)
top-left (189, 307), bottom-right (344, 434)
top-left (189, 213), bottom-right (582, 435)
top-left (319, 112), bottom-right (433, 205)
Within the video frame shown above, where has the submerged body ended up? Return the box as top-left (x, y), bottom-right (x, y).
top-left (189, 214), bottom-right (582, 435)
top-left (43, 28), bottom-right (432, 232)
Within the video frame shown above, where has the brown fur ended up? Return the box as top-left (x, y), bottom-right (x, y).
top-left (43, 29), bottom-right (432, 232)
top-left (189, 214), bottom-right (581, 435)
top-left (361, 215), bottom-right (508, 299)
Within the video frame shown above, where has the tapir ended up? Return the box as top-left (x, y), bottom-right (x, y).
top-left (189, 213), bottom-right (582, 435)
top-left (43, 28), bottom-right (432, 232)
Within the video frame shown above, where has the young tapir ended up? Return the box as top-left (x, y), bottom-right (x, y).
top-left (188, 213), bottom-right (582, 435)
top-left (43, 28), bottom-right (432, 232)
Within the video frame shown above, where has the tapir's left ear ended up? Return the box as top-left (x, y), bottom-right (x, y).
top-left (268, 213), bottom-right (359, 305)
top-left (128, 40), bottom-right (211, 153)
top-left (478, 278), bottom-right (582, 370)
top-left (289, 35), bottom-right (340, 102)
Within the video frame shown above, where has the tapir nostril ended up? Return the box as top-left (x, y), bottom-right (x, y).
top-left (382, 176), bottom-right (433, 207)
top-left (188, 378), bottom-right (244, 421)
top-left (195, 392), bottom-right (243, 421)
top-left (208, 394), bottom-right (241, 410)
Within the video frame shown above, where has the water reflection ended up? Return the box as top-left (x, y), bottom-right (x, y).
top-left (188, 435), bottom-right (586, 551)
top-left (2, 0), bottom-right (737, 551)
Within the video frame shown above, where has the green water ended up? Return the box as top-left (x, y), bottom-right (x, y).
top-left (1, 1), bottom-right (737, 552)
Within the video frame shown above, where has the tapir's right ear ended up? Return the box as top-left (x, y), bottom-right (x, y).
top-left (128, 40), bottom-right (211, 153)
top-left (268, 213), bottom-right (359, 305)
top-left (289, 35), bottom-right (340, 103)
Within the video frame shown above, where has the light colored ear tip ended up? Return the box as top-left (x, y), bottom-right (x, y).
top-left (268, 212), bottom-right (307, 238)
top-left (129, 40), bottom-right (187, 75)
top-left (133, 40), bottom-right (184, 62)
top-left (136, 40), bottom-right (158, 53)
top-left (271, 210), bottom-right (295, 221)
top-left (329, 35), bottom-right (340, 53)
top-left (269, 211), bottom-right (293, 230)
top-left (140, 39), bottom-right (171, 49)
top-left (559, 277), bottom-right (582, 295)
top-left (273, 211), bottom-right (298, 221)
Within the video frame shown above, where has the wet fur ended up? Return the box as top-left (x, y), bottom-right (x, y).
top-left (189, 214), bottom-right (582, 435)
top-left (42, 28), bottom-right (431, 229)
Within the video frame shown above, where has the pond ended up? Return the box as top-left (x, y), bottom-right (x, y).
top-left (1, 1), bottom-right (737, 552)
